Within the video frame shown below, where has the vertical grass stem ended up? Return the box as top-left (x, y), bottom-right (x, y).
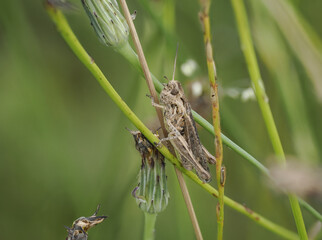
top-left (230, 0), bottom-right (308, 239)
top-left (198, 0), bottom-right (224, 239)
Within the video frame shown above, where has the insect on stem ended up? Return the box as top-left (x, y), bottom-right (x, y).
top-left (152, 47), bottom-right (216, 182)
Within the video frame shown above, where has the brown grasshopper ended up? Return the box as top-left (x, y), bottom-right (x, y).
top-left (151, 51), bottom-right (216, 183)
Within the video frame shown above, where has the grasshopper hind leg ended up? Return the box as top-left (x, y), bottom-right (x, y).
top-left (202, 145), bottom-right (216, 165)
top-left (196, 167), bottom-right (212, 183)
top-left (179, 154), bottom-right (194, 171)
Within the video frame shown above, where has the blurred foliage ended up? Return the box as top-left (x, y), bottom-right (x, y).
top-left (0, 0), bottom-right (321, 239)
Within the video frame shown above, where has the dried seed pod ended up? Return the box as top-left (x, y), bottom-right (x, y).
top-left (129, 130), bottom-right (170, 214)
top-left (81, 0), bottom-right (129, 47)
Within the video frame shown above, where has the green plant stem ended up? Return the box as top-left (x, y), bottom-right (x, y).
top-left (250, 0), bottom-right (321, 223)
top-left (46, 5), bottom-right (299, 239)
top-left (192, 112), bottom-right (322, 223)
top-left (262, 0), bottom-right (322, 102)
top-left (144, 213), bottom-right (157, 240)
top-left (230, 0), bottom-right (308, 239)
top-left (252, 0), bottom-right (319, 165)
top-left (193, 110), bottom-right (269, 173)
top-left (298, 199), bottom-right (322, 222)
top-left (199, 0), bottom-right (224, 239)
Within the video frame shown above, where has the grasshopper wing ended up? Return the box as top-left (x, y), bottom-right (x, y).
top-left (183, 100), bottom-right (211, 182)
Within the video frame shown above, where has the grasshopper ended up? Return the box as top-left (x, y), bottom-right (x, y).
top-left (151, 51), bottom-right (216, 183)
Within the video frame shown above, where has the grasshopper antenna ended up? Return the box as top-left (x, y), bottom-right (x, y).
top-left (172, 43), bottom-right (179, 81)
top-left (154, 126), bottom-right (162, 133)
top-left (93, 204), bottom-right (101, 216)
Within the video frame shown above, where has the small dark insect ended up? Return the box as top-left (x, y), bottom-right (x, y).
top-left (65, 205), bottom-right (107, 240)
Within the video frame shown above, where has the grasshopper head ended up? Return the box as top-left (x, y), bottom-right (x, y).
top-left (160, 80), bottom-right (186, 105)
top-left (160, 44), bottom-right (185, 105)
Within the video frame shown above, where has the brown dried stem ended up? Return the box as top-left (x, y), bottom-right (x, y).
top-left (118, 0), bottom-right (203, 239)
top-left (199, 0), bottom-right (225, 239)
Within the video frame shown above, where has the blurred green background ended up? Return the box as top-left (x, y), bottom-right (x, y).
top-left (0, 0), bottom-right (321, 239)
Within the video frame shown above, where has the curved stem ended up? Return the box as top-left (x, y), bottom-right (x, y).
top-left (144, 213), bottom-right (157, 240)
top-left (230, 0), bottom-right (308, 239)
top-left (46, 5), bottom-right (298, 239)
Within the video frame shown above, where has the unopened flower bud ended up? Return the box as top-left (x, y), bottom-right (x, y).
top-left (129, 130), bottom-right (169, 214)
top-left (81, 0), bottom-right (129, 47)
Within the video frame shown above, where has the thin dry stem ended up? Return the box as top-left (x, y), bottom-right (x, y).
top-left (199, 0), bottom-right (225, 239)
top-left (118, 0), bottom-right (203, 239)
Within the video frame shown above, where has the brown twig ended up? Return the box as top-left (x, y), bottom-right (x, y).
top-left (118, 0), bottom-right (203, 239)
top-left (199, 0), bottom-right (225, 239)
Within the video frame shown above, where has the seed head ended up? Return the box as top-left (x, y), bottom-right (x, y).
top-left (81, 0), bottom-right (129, 47)
top-left (129, 130), bottom-right (170, 214)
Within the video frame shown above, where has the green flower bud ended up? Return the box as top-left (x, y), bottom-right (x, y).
top-left (81, 0), bottom-right (129, 47)
top-left (129, 131), bottom-right (170, 214)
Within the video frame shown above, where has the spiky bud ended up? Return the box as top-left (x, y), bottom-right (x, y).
top-left (81, 0), bottom-right (129, 47)
top-left (129, 130), bottom-right (170, 214)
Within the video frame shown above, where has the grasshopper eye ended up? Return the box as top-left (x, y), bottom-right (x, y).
top-left (171, 88), bottom-right (179, 95)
